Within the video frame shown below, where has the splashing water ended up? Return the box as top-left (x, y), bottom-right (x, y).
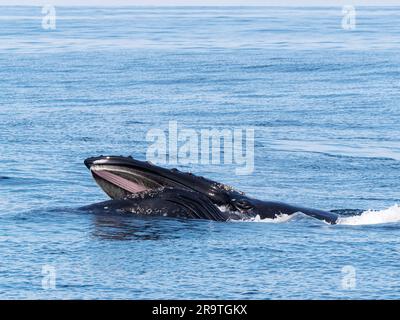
top-left (232, 213), bottom-right (300, 223)
top-left (235, 206), bottom-right (400, 226)
top-left (249, 213), bottom-right (295, 223)
top-left (337, 204), bottom-right (400, 226)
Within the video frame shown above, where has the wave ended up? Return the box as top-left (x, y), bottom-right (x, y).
top-left (337, 204), bottom-right (400, 226)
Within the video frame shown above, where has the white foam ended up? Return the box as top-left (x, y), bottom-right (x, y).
top-left (232, 213), bottom-right (300, 223)
top-left (337, 204), bottom-right (400, 226)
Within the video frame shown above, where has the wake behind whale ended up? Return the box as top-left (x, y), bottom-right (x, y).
top-left (337, 205), bottom-right (400, 226)
top-left (231, 206), bottom-right (400, 226)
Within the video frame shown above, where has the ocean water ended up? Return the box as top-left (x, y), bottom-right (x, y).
top-left (1, 6), bottom-right (400, 299)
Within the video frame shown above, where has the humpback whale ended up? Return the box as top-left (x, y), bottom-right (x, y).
top-left (84, 156), bottom-right (339, 224)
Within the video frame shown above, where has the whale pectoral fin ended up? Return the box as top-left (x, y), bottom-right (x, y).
top-left (294, 206), bottom-right (339, 224)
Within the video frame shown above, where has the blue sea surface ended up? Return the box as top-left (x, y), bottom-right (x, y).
top-left (1, 6), bottom-right (400, 299)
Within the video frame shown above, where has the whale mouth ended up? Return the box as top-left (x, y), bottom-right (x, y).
top-left (84, 156), bottom-right (196, 200)
top-left (91, 168), bottom-right (148, 194)
top-left (84, 155), bottom-right (241, 204)
top-left (88, 164), bottom-right (163, 200)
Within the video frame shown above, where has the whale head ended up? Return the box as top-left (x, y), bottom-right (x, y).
top-left (84, 155), bottom-right (243, 206)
